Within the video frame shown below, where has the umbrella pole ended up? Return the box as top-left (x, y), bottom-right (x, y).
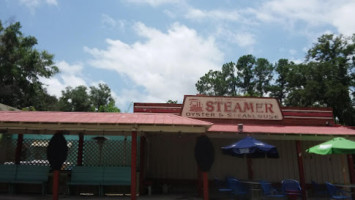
top-left (247, 158), bottom-right (253, 180)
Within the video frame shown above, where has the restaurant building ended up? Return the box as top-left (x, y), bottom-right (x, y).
top-left (134, 95), bottom-right (355, 199)
top-left (0, 95), bottom-right (355, 200)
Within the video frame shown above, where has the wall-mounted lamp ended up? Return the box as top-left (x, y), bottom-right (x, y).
top-left (238, 123), bottom-right (243, 133)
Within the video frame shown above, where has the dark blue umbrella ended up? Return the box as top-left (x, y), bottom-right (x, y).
top-left (221, 136), bottom-right (279, 158)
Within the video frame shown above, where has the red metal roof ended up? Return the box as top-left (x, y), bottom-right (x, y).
top-left (208, 124), bottom-right (355, 135)
top-left (1, 111), bottom-right (354, 136)
top-left (0, 111), bottom-right (212, 126)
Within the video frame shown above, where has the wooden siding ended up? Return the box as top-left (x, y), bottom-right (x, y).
top-left (145, 134), bottom-right (198, 180)
top-left (302, 140), bottom-right (348, 184)
top-left (144, 134), bottom-right (347, 184)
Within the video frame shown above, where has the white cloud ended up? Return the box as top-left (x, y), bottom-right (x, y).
top-left (101, 14), bottom-right (117, 28)
top-left (101, 14), bottom-right (127, 32)
top-left (41, 61), bottom-right (87, 97)
top-left (215, 25), bottom-right (256, 49)
top-left (289, 49), bottom-right (297, 56)
top-left (125, 0), bottom-right (180, 7)
top-left (19, 0), bottom-right (57, 11)
top-left (185, 8), bottom-right (240, 22)
top-left (19, 0), bottom-right (40, 7)
top-left (84, 22), bottom-right (223, 105)
top-left (233, 32), bottom-right (256, 48)
top-left (45, 0), bottom-right (57, 6)
top-left (252, 0), bottom-right (355, 35)
top-left (329, 2), bottom-right (355, 35)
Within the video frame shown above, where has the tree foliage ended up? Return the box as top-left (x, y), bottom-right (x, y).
top-left (269, 59), bottom-right (294, 104)
top-left (167, 100), bottom-right (178, 104)
top-left (0, 20), bottom-right (59, 110)
top-left (195, 69), bottom-right (228, 96)
top-left (196, 55), bottom-right (273, 97)
top-left (90, 83), bottom-right (115, 111)
top-left (58, 86), bottom-right (91, 112)
top-left (58, 84), bottom-right (120, 112)
top-left (236, 55), bottom-right (256, 96)
top-left (254, 58), bottom-right (274, 97)
top-left (302, 34), bottom-right (354, 124)
top-left (195, 34), bottom-right (355, 125)
top-left (0, 20), bottom-right (121, 112)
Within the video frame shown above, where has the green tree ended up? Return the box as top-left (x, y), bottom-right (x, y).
top-left (269, 59), bottom-right (294, 105)
top-left (93, 83), bottom-right (120, 112)
top-left (236, 55), bottom-right (256, 96)
top-left (90, 83), bottom-right (114, 111)
top-left (195, 69), bottom-right (229, 96)
top-left (306, 34), bottom-right (354, 125)
top-left (167, 100), bottom-right (178, 104)
top-left (195, 55), bottom-right (272, 97)
top-left (58, 84), bottom-right (120, 112)
top-left (0, 20), bottom-right (59, 110)
top-left (98, 101), bottom-right (120, 112)
top-left (58, 86), bottom-right (92, 112)
top-left (284, 34), bottom-right (355, 125)
top-left (254, 58), bottom-right (273, 97)
top-left (221, 62), bottom-right (238, 96)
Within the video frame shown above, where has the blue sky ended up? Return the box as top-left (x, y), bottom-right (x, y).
top-left (1, 0), bottom-right (355, 112)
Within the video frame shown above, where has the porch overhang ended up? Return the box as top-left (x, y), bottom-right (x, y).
top-left (0, 111), bottom-right (212, 135)
top-left (208, 124), bottom-right (355, 140)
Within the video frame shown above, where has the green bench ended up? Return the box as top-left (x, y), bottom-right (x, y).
top-left (0, 165), bottom-right (17, 188)
top-left (0, 164), bottom-right (50, 195)
top-left (68, 166), bottom-right (131, 196)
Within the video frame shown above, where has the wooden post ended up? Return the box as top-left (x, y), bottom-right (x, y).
top-left (77, 133), bottom-right (84, 166)
top-left (131, 131), bottom-right (137, 200)
top-left (346, 155), bottom-right (355, 200)
top-left (197, 168), bottom-right (202, 197)
top-left (52, 170), bottom-right (59, 200)
top-left (296, 141), bottom-right (307, 200)
top-left (202, 172), bottom-right (209, 200)
top-left (139, 136), bottom-right (146, 195)
top-left (347, 154), bottom-right (355, 183)
top-left (15, 134), bottom-right (23, 164)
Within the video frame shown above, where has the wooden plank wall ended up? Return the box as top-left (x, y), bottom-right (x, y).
top-left (144, 134), bottom-right (347, 184)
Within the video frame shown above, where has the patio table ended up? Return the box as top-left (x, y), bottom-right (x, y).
top-left (240, 180), bottom-right (262, 200)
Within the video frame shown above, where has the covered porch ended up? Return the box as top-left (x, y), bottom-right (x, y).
top-left (1, 109), bottom-right (355, 200)
top-left (0, 111), bottom-right (211, 200)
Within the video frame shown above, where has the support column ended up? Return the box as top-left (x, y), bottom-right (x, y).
top-left (15, 134), bottom-right (23, 164)
top-left (346, 155), bottom-right (355, 200)
top-left (197, 168), bottom-right (202, 197)
top-left (131, 131), bottom-right (137, 200)
top-left (296, 140), bottom-right (306, 200)
top-left (139, 136), bottom-right (146, 195)
top-left (347, 155), bottom-right (355, 184)
top-left (202, 172), bottom-right (209, 200)
top-left (52, 170), bottom-right (59, 200)
top-left (77, 133), bottom-right (84, 166)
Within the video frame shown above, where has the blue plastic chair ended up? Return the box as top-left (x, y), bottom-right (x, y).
top-left (281, 179), bottom-right (302, 199)
top-left (311, 180), bottom-right (328, 197)
top-left (214, 177), bottom-right (232, 192)
top-left (259, 180), bottom-right (285, 199)
top-left (228, 178), bottom-right (249, 200)
top-left (325, 182), bottom-right (352, 200)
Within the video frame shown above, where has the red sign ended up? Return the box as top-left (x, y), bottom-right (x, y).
top-left (181, 96), bottom-right (283, 120)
